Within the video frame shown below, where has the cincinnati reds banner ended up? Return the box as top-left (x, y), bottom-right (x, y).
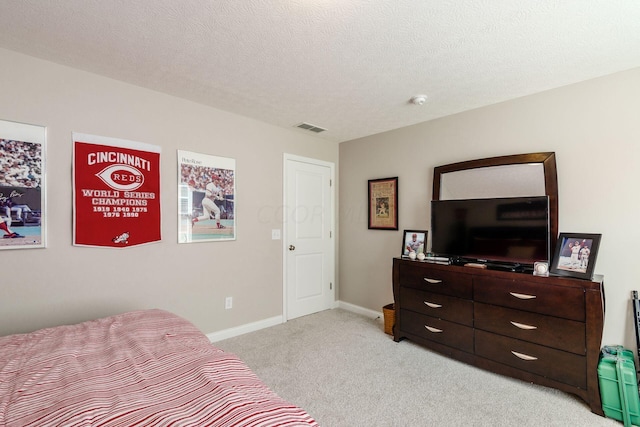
top-left (73, 133), bottom-right (161, 248)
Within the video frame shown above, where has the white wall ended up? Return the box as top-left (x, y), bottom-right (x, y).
top-left (4, 44), bottom-right (639, 350)
top-left (0, 48), bottom-right (338, 337)
top-left (339, 67), bottom-right (640, 348)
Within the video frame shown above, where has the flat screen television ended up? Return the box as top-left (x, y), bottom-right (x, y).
top-left (430, 196), bottom-right (550, 268)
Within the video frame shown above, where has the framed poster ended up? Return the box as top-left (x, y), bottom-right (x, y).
top-left (0, 119), bottom-right (46, 250)
top-left (550, 232), bottom-right (601, 280)
top-left (73, 133), bottom-right (161, 248)
top-left (177, 150), bottom-right (236, 243)
top-left (368, 177), bottom-right (398, 230)
top-left (402, 230), bottom-right (427, 257)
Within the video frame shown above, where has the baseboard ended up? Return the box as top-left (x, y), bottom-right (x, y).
top-left (336, 300), bottom-right (383, 320)
top-left (207, 301), bottom-right (383, 342)
top-left (207, 315), bottom-right (283, 342)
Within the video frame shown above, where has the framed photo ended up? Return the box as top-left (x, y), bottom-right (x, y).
top-left (402, 230), bottom-right (427, 257)
top-left (0, 119), bottom-right (46, 250)
top-left (368, 177), bottom-right (398, 230)
top-left (550, 233), bottom-right (601, 280)
top-left (177, 150), bottom-right (236, 243)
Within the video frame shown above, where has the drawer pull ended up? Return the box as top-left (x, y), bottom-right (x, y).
top-left (424, 325), bottom-right (443, 333)
top-left (510, 321), bottom-right (537, 330)
top-left (424, 277), bottom-right (443, 284)
top-left (511, 351), bottom-right (538, 361)
top-left (424, 301), bottom-right (443, 308)
top-left (509, 292), bottom-right (536, 300)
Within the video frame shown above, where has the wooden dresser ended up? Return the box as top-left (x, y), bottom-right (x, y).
top-left (392, 257), bottom-right (605, 415)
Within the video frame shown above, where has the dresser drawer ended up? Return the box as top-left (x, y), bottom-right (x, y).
top-left (474, 277), bottom-right (585, 321)
top-left (399, 263), bottom-right (472, 299)
top-left (474, 303), bottom-right (585, 355)
top-left (475, 330), bottom-right (586, 388)
top-left (401, 309), bottom-right (474, 353)
top-left (401, 287), bottom-right (473, 326)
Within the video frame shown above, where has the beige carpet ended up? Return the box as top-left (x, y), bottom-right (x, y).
top-left (215, 308), bottom-right (620, 427)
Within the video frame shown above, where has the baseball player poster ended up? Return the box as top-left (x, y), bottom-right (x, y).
top-left (73, 133), bottom-right (161, 248)
top-left (0, 119), bottom-right (46, 250)
top-left (177, 150), bottom-right (235, 243)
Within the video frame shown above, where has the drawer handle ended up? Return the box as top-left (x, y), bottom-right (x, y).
top-left (424, 325), bottom-right (443, 333)
top-left (424, 301), bottom-right (443, 308)
top-left (511, 351), bottom-right (538, 361)
top-left (424, 277), bottom-right (443, 284)
top-left (510, 321), bottom-right (537, 330)
top-left (509, 292), bottom-right (536, 300)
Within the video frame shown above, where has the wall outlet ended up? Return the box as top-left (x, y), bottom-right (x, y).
top-left (271, 229), bottom-right (281, 240)
top-left (225, 296), bottom-right (233, 309)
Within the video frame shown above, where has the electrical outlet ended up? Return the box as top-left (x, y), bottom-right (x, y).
top-left (271, 229), bottom-right (281, 240)
top-left (225, 297), bottom-right (233, 309)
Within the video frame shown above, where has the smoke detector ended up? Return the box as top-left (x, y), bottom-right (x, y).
top-left (410, 95), bottom-right (428, 105)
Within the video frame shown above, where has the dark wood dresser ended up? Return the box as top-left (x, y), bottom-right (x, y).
top-left (392, 257), bottom-right (605, 415)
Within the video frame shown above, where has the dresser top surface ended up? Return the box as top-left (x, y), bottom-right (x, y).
top-left (393, 257), bottom-right (603, 290)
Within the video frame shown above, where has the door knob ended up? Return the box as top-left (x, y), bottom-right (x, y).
top-left (289, 245), bottom-right (296, 251)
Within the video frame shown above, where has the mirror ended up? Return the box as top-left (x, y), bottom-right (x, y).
top-left (433, 152), bottom-right (558, 254)
top-left (439, 163), bottom-right (545, 200)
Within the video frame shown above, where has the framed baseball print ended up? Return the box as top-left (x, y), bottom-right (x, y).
top-left (178, 150), bottom-right (236, 243)
top-left (368, 177), bottom-right (398, 230)
top-left (550, 232), bottom-right (601, 280)
top-left (402, 230), bottom-right (427, 257)
top-left (0, 119), bottom-right (46, 250)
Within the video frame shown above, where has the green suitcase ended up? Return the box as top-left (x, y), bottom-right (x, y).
top-left (603, 345), bottom-right (636, 361)
top-left (598, 346), bottom-right (640, 427)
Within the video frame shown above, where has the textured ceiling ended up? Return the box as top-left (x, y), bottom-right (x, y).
top-left (0, 1), bottom-right (639, 143)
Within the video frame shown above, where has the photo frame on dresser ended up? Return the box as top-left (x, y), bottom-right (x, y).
top-left (402, 230), bottom-right (427, 257)
top-left (550, 232), bottom-right (601, 280)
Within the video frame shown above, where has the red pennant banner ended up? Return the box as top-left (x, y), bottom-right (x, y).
top-left (73, 133), bottom-right (161, 248)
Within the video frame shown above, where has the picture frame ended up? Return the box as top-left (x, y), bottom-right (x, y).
top-left (402, 230), bottom-right (427, 257)
top-left (368, 177), bottom-right (398, 230)
top-left (177, 150), bottom-right (236, 243)
top-left (0, 119), bottom-right (46, 250)
top-left (550, 232), bottom-right (601, 280)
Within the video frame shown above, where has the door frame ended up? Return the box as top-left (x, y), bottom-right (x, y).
top-left (282, 153), bottom-right (337, 321)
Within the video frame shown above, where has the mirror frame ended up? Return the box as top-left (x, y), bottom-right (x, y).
top-left (433, 152), bottom-right (558, 258)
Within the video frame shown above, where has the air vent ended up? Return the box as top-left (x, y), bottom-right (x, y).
top-left (295, 122), bottom-right (327, 133)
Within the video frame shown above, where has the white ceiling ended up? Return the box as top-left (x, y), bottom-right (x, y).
top-left (1, 1), bottom-right (639, 143)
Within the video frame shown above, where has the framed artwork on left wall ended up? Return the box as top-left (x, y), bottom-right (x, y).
top-left (0, 119), bottom-right (46, 250)
top-left (368, 177), bottom-right (398, 230)
top-left (177, 150), bottom-right (236, 243)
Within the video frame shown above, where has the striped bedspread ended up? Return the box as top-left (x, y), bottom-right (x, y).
top-left (0, 309), bottom-right (318, 426)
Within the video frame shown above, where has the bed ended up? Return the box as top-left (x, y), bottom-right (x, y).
top-left (0, 309), bottom-right (318, 426)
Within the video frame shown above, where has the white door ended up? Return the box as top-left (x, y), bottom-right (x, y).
top-left (284, 155), bottom-right (335, 320)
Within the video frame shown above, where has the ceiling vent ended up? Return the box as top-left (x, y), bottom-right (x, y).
top-left (295, 122), bottom-right (327, 133)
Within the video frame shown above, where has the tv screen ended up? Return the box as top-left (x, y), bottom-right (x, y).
top-left (430, 196), bottom-right (550, 267)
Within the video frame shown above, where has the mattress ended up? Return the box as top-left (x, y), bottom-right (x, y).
top-left (0, 309), bottom-right (318, 426)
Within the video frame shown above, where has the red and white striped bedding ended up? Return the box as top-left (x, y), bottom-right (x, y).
top-left (0, 309), bottom-right (318, 426)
